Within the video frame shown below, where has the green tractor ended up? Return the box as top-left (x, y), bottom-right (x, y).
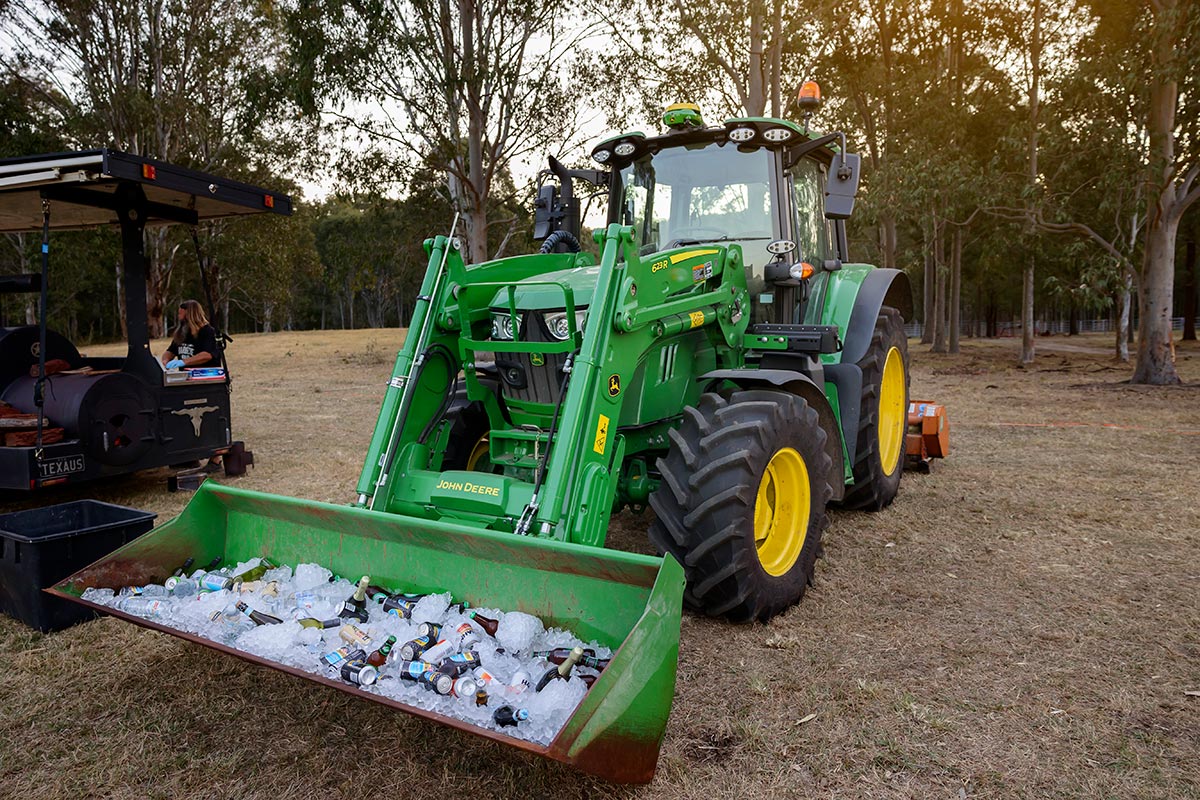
top-left (354, 98), bottom-right (912, 622)
top-left (54, 93), bottom-right (915, 782)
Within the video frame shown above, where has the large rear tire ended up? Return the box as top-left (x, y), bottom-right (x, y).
top-left (839, 306), bottom-right (909, 511)
top-left (648, 389), bottom-right (832, 622)
top-left (439, 385), bottom-right (497, 472)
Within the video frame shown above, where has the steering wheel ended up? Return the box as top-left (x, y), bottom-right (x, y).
top-left (666, 226), bottom-right (730, 248)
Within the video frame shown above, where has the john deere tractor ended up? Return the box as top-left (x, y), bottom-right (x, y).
top-left (352, 97), bottom-right (912, 623)
top-left (53, 92), bottom-right (917, 781)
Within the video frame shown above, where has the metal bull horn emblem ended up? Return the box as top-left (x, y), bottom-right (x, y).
top-left (172, 406), bottom-right (218, 437)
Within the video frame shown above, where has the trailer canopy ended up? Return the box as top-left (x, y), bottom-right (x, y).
top-left (0, 149), bottom-right (292, 232)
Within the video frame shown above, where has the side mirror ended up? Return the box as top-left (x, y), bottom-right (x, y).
top-left (533, 183), bottom-right (558, 239)
top-left (824, 152), bottom-right (860, 220)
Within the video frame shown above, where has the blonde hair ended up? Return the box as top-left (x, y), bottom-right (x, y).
top-left (173, 299), bottom-right (211, 345)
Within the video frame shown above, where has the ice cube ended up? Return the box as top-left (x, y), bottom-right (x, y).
top-left (293, 563), bottom-right (332, 590)
top-left (496, 611), bottom-right (544, 654)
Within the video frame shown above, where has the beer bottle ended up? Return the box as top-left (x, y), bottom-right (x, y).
top-left (365, 584), bottom-right (393, 604)
top-left (338, 624), bottom-right (372, 647)
top-left (468, 611), bottom-right (499, 636)
top-left (535, 646), bottom-right (583, 691)
top-left (367, 636), bottom-right (397, 667)
top-left (493, 706), bottom-right (529, 728)
top-left (236, 601), bottom-right (282, 626)
top-left (475, 689), bottom-right (489, 707)
top-left (170, 557), bottom-right (195, 578)
top-left (338, 576), bottom-right (371, 622)
top-left (297, 617), bottom-right (341, 629)
top-left (580, 654), bottom-right (610, 671)
top-left (449, 600), bottom-right (471, 614)
top-left (532, 647), bottom-right (596, 665)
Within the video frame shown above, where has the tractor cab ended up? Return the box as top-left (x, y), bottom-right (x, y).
top-left (590, 103), bottom-right (859, 332)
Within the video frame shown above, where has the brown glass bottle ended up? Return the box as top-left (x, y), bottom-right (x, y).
top-left (367, 635), bottom-right (397, 667)
top-left (535, 646), bottom-right (583, 691)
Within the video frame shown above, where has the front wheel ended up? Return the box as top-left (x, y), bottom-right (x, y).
top-left (839, 306), bottom-right (909, 510)
top-left (648, 390), bottom-right (832, 622)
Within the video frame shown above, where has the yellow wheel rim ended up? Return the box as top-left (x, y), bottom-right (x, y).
top-left (878, 346), bottom-right (906, 476)
top-left (466, 435), bottom-right (490, 472)
top-left (753, 447), bottom-right (811, 577)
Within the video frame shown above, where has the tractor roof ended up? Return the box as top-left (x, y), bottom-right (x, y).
top-left (589, 117), bottom-right (838, 172)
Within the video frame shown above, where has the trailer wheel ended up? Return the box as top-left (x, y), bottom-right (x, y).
top-left (648, 389), bottom-right (832, 622)
top-left (839, 306), bottom-right (909, 510)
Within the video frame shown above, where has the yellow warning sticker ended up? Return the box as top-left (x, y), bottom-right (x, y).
top-left (689, 311), bottom-right (705, 328)
top-left (669, 248), bottom-right (720, 265)
top-left (593, 414), bottom-right (610, 455)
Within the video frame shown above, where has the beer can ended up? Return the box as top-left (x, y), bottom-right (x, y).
top-left (398, 660), bottom-right (437, 681)
top-left (418, 669), bottom-right (454, 695)
top-left (472, 666), bottom-right (497, 685)
top-left (438, 651), bottom-right (481, 677)
top-left (508, 670), bottom-right (530, 694)
top-left (398, 634), bottom-right (435, 661)
top-left (383, 595), bottom-right (420, 618)
top-left (416, 621), bottom-right (442, 639)
top-left (451, 676), bottom-right (479, 698)
top-left (200, 572), bottom-right (233, 592)
top-left (420, 639), bottom-right (454, 665)
top-left (322, 646), bottom-right (366, 669)
top-left (341, 659), bottom-right (378, 687)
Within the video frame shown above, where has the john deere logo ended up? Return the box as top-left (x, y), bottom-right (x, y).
top-left (530, 352), bottom-right (545, 367)
top-left (608, 374), bottom-right (621, 397)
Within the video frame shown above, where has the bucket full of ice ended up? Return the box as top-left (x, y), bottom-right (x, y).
top-left (49, 482), bottom-right (685, 784)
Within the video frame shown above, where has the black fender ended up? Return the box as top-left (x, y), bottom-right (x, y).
top-left (699, 368), bottom-right (846, 501)
top-left (840, 268), bottom-right (913, 365)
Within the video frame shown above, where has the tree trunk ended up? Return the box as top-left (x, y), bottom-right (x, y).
top-left (880, 214), bottom-right (898, 269)
top-left (1116, 267), bottom-right (1132, 360)
top-left (1021, 257), bottom-right (1035, 364)
top-left (932, 219), bottom-right (947, 353)
top-left (1021, 0), bottom-right (1040, 366)
top-left (949, 226), bottom-right (962, 353)
top-left (921, 229), bottom-right (933, 344)
top-left (1133, 215), bottom-right (1181, 383)
top-left (1131, 0), bottom-right (1184, 384)
top-left (1183, 232), bottom-right (1196, 341)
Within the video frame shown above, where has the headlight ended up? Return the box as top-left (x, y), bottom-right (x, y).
top-left (491, 312), bottom-right (523, 340)
top-left (544, 310), bottom-right (587, 341)
top-left (728, 127), bottom-right (756, 143)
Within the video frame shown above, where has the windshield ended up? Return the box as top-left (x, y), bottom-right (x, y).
top-left (618, 142), bottom-right (776, 255)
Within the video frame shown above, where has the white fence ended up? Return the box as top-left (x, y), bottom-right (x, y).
top-left (904, 317), bottom-right (1199, 339)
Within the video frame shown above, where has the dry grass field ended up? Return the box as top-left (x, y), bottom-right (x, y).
top-left (1, 329), bottom-right (1198, 799)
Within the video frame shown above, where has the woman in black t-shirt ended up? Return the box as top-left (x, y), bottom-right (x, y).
top-left (162, 300), bottom-right (218, 368)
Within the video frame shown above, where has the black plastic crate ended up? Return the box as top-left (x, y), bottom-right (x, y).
top-left (0, 500), bottom-right (156, 632)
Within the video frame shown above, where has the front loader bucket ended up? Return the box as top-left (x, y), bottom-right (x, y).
top-left (49, 483), bottom-right (685, 784)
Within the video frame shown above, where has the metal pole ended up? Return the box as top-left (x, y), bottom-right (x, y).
top-left (34, 199), bottom-right (50, 458)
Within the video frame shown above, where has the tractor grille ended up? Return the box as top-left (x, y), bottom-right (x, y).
top-left (494, 314), bottom-right (571, 405)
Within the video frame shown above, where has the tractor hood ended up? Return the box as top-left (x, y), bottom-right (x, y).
top-left (488, 259), bottom-right (602, 311)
